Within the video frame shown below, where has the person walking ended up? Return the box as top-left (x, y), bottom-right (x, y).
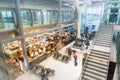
top-left (82, 53), bottom-right (89, 65)
top-left (68, 47), bottom-right (72, 57)
top-left (73, 50), bottom-right (78, 66)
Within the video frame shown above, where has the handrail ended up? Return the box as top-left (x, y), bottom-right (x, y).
top-left (78, 25), bottom-right (102, 80)
top-left (78, 25), bottom-right (114, 80)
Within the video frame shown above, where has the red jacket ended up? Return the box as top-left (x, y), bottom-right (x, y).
top-left (74, 54), bottom-right (78, 60)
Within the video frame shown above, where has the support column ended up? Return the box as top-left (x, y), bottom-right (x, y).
top-left (0, 41), bottom-right (10, 80)
top-left (75, 0), bottom-right (81, 38)
top-left (30, 9), bottom-right (33, 26)
top-left (14, 0), bottom-right (29, 71)
top-left (58, 0), bottom-right (62, 48)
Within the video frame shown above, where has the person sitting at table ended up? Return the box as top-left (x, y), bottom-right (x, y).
top-left (34, 51), bottom-right (39, 56)
top-left (8, 58), bottom-right (20, 67)
top-left (38, 48), bottom-right (42, 54)
top-left (28, 50), bottom-right (34, 58)
top-left (18, 53), bottom-right (24, 61)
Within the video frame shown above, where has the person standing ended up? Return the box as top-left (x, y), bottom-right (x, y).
top-left (68, 47), bottom-right (72, 57)
top-left (73, 51), bottom-right (78, 66)
top-left (82, 53), bottom-right (89, 65)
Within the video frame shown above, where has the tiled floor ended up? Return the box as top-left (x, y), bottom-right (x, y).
top-left (16, 41), bottom-right (85, 80)
top-left (15, 40), bottom-right (118, 80)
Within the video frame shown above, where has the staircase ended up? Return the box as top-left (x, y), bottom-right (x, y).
top-left (80, 25), bottom-right (114, 80)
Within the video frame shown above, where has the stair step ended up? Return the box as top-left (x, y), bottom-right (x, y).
top-left (85, 61), bottom-right (108, 70)
top-left (94, 43), bottom-right (111, 47)
top-left (98, 31), bottom-right (112, 33)
top-left (96, 36), bottom-right (112, 38)
top-left (90, 55), bottom-right (108, 61)
top-left (91, 49), bottom-right (110, 54)
top-left (84, 68), bottom-right (106, 77)
top-left (95, 41), bottom-right (111, 45)
top-left (82, 76), bottom-right (90, 80)
top-left (97, 36), bottom-right (112, 39)
top-left (83, 69), bottom-right (106, 80)
top-left (96, 37), bottom-right (112, 40)
top-left (95, 39), bottom-right (111, 42)
top-left (94, 43), bottom-right (111, 46)
top-left (96, 39), bottom-right (112, 42)
top-left (99, 29), bottom-right (113, 31)
top-left (98, 30), bottom-right (112, 32)
top-left (99, 30), bottom-right (113, 32)
top-left (82, 73), bottom-right (101, 80)
top-left (91, 51), bottom-right (109, 57)
top-left (99, 31), bottom-right (112, 33)
top-left (99, 29), bottom-right (112, 32)
top-left (87, 58), bottom-right (108, 66)
top-left (90, 53), bottom-right (109, 60)
top-left (84, 64), bottom-right (107, 74)
top-left (98, 34), bottom-right (112, 36)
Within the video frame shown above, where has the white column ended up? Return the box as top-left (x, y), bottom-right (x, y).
top-left (74, 0), bottom-right (81, 38)
top-left (58, 0), bottom-right (62, 48)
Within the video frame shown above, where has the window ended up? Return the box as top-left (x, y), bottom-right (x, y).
top-left (62, 11), bottom-right (68, 22)
top-left (109, 14), bottom-right (118, 23)
top-left (0, 12), bottom-right (4, 30)
top-left (43, 10), bottom-right (51, 24)
top-left (32, 10), bottom-right (42, 26)
top-left (51, 10), bottom-right (58, 23)
top-left (0, 10), bottom-right (15, 30)
top-left (21, 10), bottom-right (31, 27)
top-left (67, 11), bottom-right (71, 22)
top-left (110, 8), bottom-right (119, 13)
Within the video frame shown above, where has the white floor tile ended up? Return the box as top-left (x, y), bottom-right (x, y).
top-left (16, 41), bottom-right (85, 80)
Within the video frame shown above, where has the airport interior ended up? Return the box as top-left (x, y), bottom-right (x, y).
top-left (0, 0), bottom-right (120, 80)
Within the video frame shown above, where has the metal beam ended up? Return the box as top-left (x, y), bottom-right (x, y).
top-left (1, 36), bottom-right (22, 44)
top-left (1, 23), bottom-right (74, 43)
top-left (14, 0), bottom-right (29, 71)
top-left (24, 26), bottom-right (60, 38)
top-left (62, 23), bottom-right (74, 28)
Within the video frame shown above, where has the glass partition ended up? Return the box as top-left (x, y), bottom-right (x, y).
top-left (116, 32), bottom-right (120, 80)
top-left (3, 40), bottom-right (24, 80)
top-left (0, 52), bottom-right (10, 80)
top-left (51, 10), bottom-right (58, 23)
top-left (62, 11), bottom-right (68, 22)
top-left (21, 9), bottom-right (31, 27)
top-left (32, 10), bottom-right (43, 26)
top-left (0, 9), bottom-right (15, 31)
top-left (43, 10), bottom-right (51, 24)
top-left (85, 6), bottom-right (102, 33)
top-left (25, 31), bottom-right (60, 67)
top-left (62, 26), bottom-right (76, 46)
top-left (67, 11), bottom-right (71, 22)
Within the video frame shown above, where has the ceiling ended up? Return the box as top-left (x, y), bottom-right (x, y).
top-left (0, 0), bottom-right (105, 5)
top-left (0, 0), bottom-right (105, 8)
